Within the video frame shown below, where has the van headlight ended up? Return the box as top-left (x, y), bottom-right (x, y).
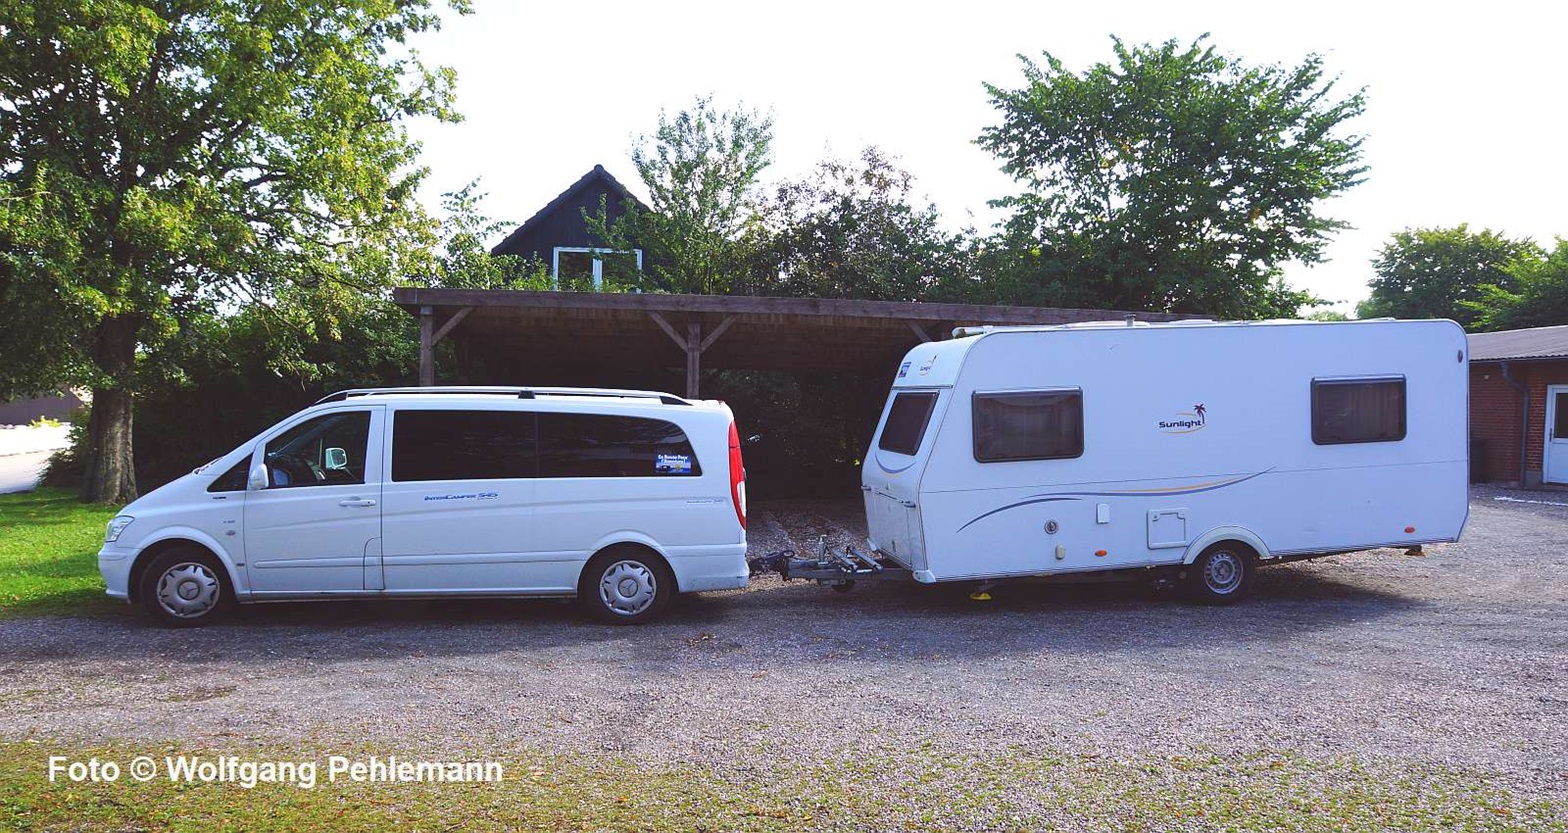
top-left (105, 515), bottom-right (134, 543)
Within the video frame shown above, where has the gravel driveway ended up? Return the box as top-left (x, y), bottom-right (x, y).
top-left (2, 489), bottom-right (1565, 807)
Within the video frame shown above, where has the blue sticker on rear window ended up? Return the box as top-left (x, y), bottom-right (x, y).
top-left (655, 453), bottom-right (692, 474)
top-left (898, 361), bottom-right (911, 378)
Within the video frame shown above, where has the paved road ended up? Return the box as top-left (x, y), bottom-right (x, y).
top-left (0, 450), bottom-right (51, 494)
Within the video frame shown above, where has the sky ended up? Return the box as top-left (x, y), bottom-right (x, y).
top-left (406, 0), bottom-right (1568, 312)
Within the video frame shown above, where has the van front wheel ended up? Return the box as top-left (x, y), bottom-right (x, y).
top-left (580, 549), bottom-right (673, 625)
top-left (139, 547), bottom-right (232, 627)
top-left (1186, 543), bottom-right (1256, 605)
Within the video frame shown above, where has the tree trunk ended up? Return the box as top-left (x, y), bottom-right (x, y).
top-left (79, 315), bottom-right (139, 504)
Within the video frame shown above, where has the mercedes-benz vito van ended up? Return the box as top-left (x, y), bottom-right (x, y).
top-left (98, 387), bottom-right (749, 626)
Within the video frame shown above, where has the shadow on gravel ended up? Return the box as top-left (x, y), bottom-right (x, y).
top-left (17, 559), bottom-right (1425, 667)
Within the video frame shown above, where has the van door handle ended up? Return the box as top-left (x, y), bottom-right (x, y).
top-left (338, 498), bottom-right (377, 508)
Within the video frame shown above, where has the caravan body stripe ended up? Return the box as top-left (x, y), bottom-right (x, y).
top-left (956, 469), bottom-right (1272, 532)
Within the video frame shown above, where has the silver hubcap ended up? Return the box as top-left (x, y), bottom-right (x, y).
top-left (1204, 551), bottom-right (1243, 594)
top-left (156, 562), bottom-right (221, 619)
top-left (598, 560), bottom-right (657, 617)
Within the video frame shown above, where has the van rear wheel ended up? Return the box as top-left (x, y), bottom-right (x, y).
top-left (1186, 543), bottom-right (1256, 605)
top-left (139, 547), bottom-right (232, 627)
top-left (579, 548), bottom-right (673, 625)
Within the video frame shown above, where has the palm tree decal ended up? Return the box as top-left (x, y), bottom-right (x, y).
top-left (1194, 404), bottom-right (1206, 424)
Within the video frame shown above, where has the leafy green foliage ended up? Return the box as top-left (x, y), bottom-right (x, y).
top-left (0, 0), bottom-right (463, 501)
top-left (759, 146), bottom-right (972, 301)
top-left (1360, 225), bottom-right (1540, 326)
top-left (592, 95), bottom-right (774, 294)
top-left (977, 36), bottom-right (1366, 318)
top-left (421, 180), bottom-right (552, 291)
top-left (1469, 238), bottom-right (1568, 331)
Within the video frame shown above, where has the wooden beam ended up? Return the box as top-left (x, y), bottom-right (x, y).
top-left (395, 287), bottom-right (1198, 325)
top-left (430, 306), bottom-right (473, 346)
top-left (907, 321), bottom-right (932, 343)
top-left (418, 306), bottom-right (435, 386)
top-left (699, 315), bottom-right (738, 352)
top-left (648, 311), bottom-right (687, 350)
top-left (685, 320), bottom-right (702, 399)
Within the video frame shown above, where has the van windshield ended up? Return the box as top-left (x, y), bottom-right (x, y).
top-left (878, 392), bottom-right (938, 455)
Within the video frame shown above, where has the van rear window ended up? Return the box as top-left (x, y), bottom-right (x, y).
top-left (538, 413), bottom-right (701, 478)
top-left (973, 390), bottom-right (1084, 462)
top-left (878, 392), bottom-right (938, 455)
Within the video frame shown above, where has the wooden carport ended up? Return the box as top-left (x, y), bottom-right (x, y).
top-left (394, 288), bottom-right (1197, 397)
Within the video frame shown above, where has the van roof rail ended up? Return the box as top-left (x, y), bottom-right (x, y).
top-left (314, 386), bottom-right (692, 406)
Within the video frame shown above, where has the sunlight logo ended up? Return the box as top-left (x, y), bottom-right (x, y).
top-left (1158, 403), bottom-right (1207, 434)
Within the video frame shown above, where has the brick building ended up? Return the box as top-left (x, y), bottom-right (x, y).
top-left (1468, 325), bottom-right (1568, 485)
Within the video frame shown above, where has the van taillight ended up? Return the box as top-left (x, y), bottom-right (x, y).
top-left (728, 421), bottom-right (747, 530)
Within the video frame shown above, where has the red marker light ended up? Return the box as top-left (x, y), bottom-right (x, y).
top-left (1404, 526), bottom-right (1416, 534)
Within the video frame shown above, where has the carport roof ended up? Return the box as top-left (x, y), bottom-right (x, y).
top-left (393, 288), bottom-right (1200, 394)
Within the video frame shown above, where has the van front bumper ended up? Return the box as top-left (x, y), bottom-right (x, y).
top-left (98, 545), bottom-right (133, 600)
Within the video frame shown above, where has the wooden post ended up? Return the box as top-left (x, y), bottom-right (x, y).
top-left (418, 305), bottom-right (435, 386)
top-left (686, 320), bottom-right (702, 399)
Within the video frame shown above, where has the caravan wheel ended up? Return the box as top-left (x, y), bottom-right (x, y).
top-left (1186, 543), bottom-right (1256, 605)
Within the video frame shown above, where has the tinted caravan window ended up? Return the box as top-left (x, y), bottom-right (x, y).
top-left (878, 392), bottom-right (938, 455)
top-left (973, 390), bottom-right (1084, 462)
top-left (392, 410), bottom-right (538, 481)
top-left (1312, 377), bottom-right (1406, 445)
top-left (538, 413), bottom-right (701, 478)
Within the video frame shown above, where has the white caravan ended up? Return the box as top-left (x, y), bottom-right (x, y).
top-left (859, 319), bottom-right (1469, 602)
top-left (98, 388), bottom-right (749, 626)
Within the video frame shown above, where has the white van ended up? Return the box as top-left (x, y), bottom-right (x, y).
top-left (860, 319), bottom-right (1469, 602)
top-left (98, 387), bottom-right (749, 626)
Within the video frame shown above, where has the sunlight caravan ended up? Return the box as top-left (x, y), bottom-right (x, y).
top-left (857, 319), bottom-right (1469, 602)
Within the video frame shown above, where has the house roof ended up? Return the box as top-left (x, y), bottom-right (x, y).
top-left (1468, 324), bottom-right (1568, 362)
top-left (490, 165), bottom-right (646, 256)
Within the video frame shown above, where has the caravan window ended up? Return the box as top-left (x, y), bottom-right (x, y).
top-left (878, 392), bottom-right (938, 455)
top-left (973, 390), bottom-right (1084, 462)
top-left (1311, 377), bottom-right (1406, 445)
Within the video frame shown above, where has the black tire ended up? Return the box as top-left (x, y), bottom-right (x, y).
top-left (578, 548), bottom-right (674, 625)
top-left (1185, 542), bottom-right (1256, 605)
top-left (138, 547), bottom-right (233, 627)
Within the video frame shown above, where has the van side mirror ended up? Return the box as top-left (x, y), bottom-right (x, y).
top-left (248, 462), bottom-right (269, 490)
top-left (324, 447), bottom-right (348, 470)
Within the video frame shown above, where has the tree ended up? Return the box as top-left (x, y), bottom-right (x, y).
top-left (0, 0), bottom-right (462, 502)
top-left (591, 95), bottom-right (774, 294)
top-left (1359, 225), bottom-right (1540, 327)
top-left (423, 181), bottom-right (550, 291)
top-left (1305, 309), bottom-right (1350, 321)
top-left (977, 36), bottom-right (1367, 319)
top-left (762, 146), bottom-right (971, 301)
top-left (1469, 238), bottom-right (1568, 331)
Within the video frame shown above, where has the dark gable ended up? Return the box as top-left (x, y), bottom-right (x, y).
top-left (491, 165), bottom-right (647, 262)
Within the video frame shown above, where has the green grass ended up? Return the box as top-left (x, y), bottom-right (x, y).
top-left (0, 488), bottom-right (118, 618)
top-left (0, 740), bottom-right (1561, 832)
